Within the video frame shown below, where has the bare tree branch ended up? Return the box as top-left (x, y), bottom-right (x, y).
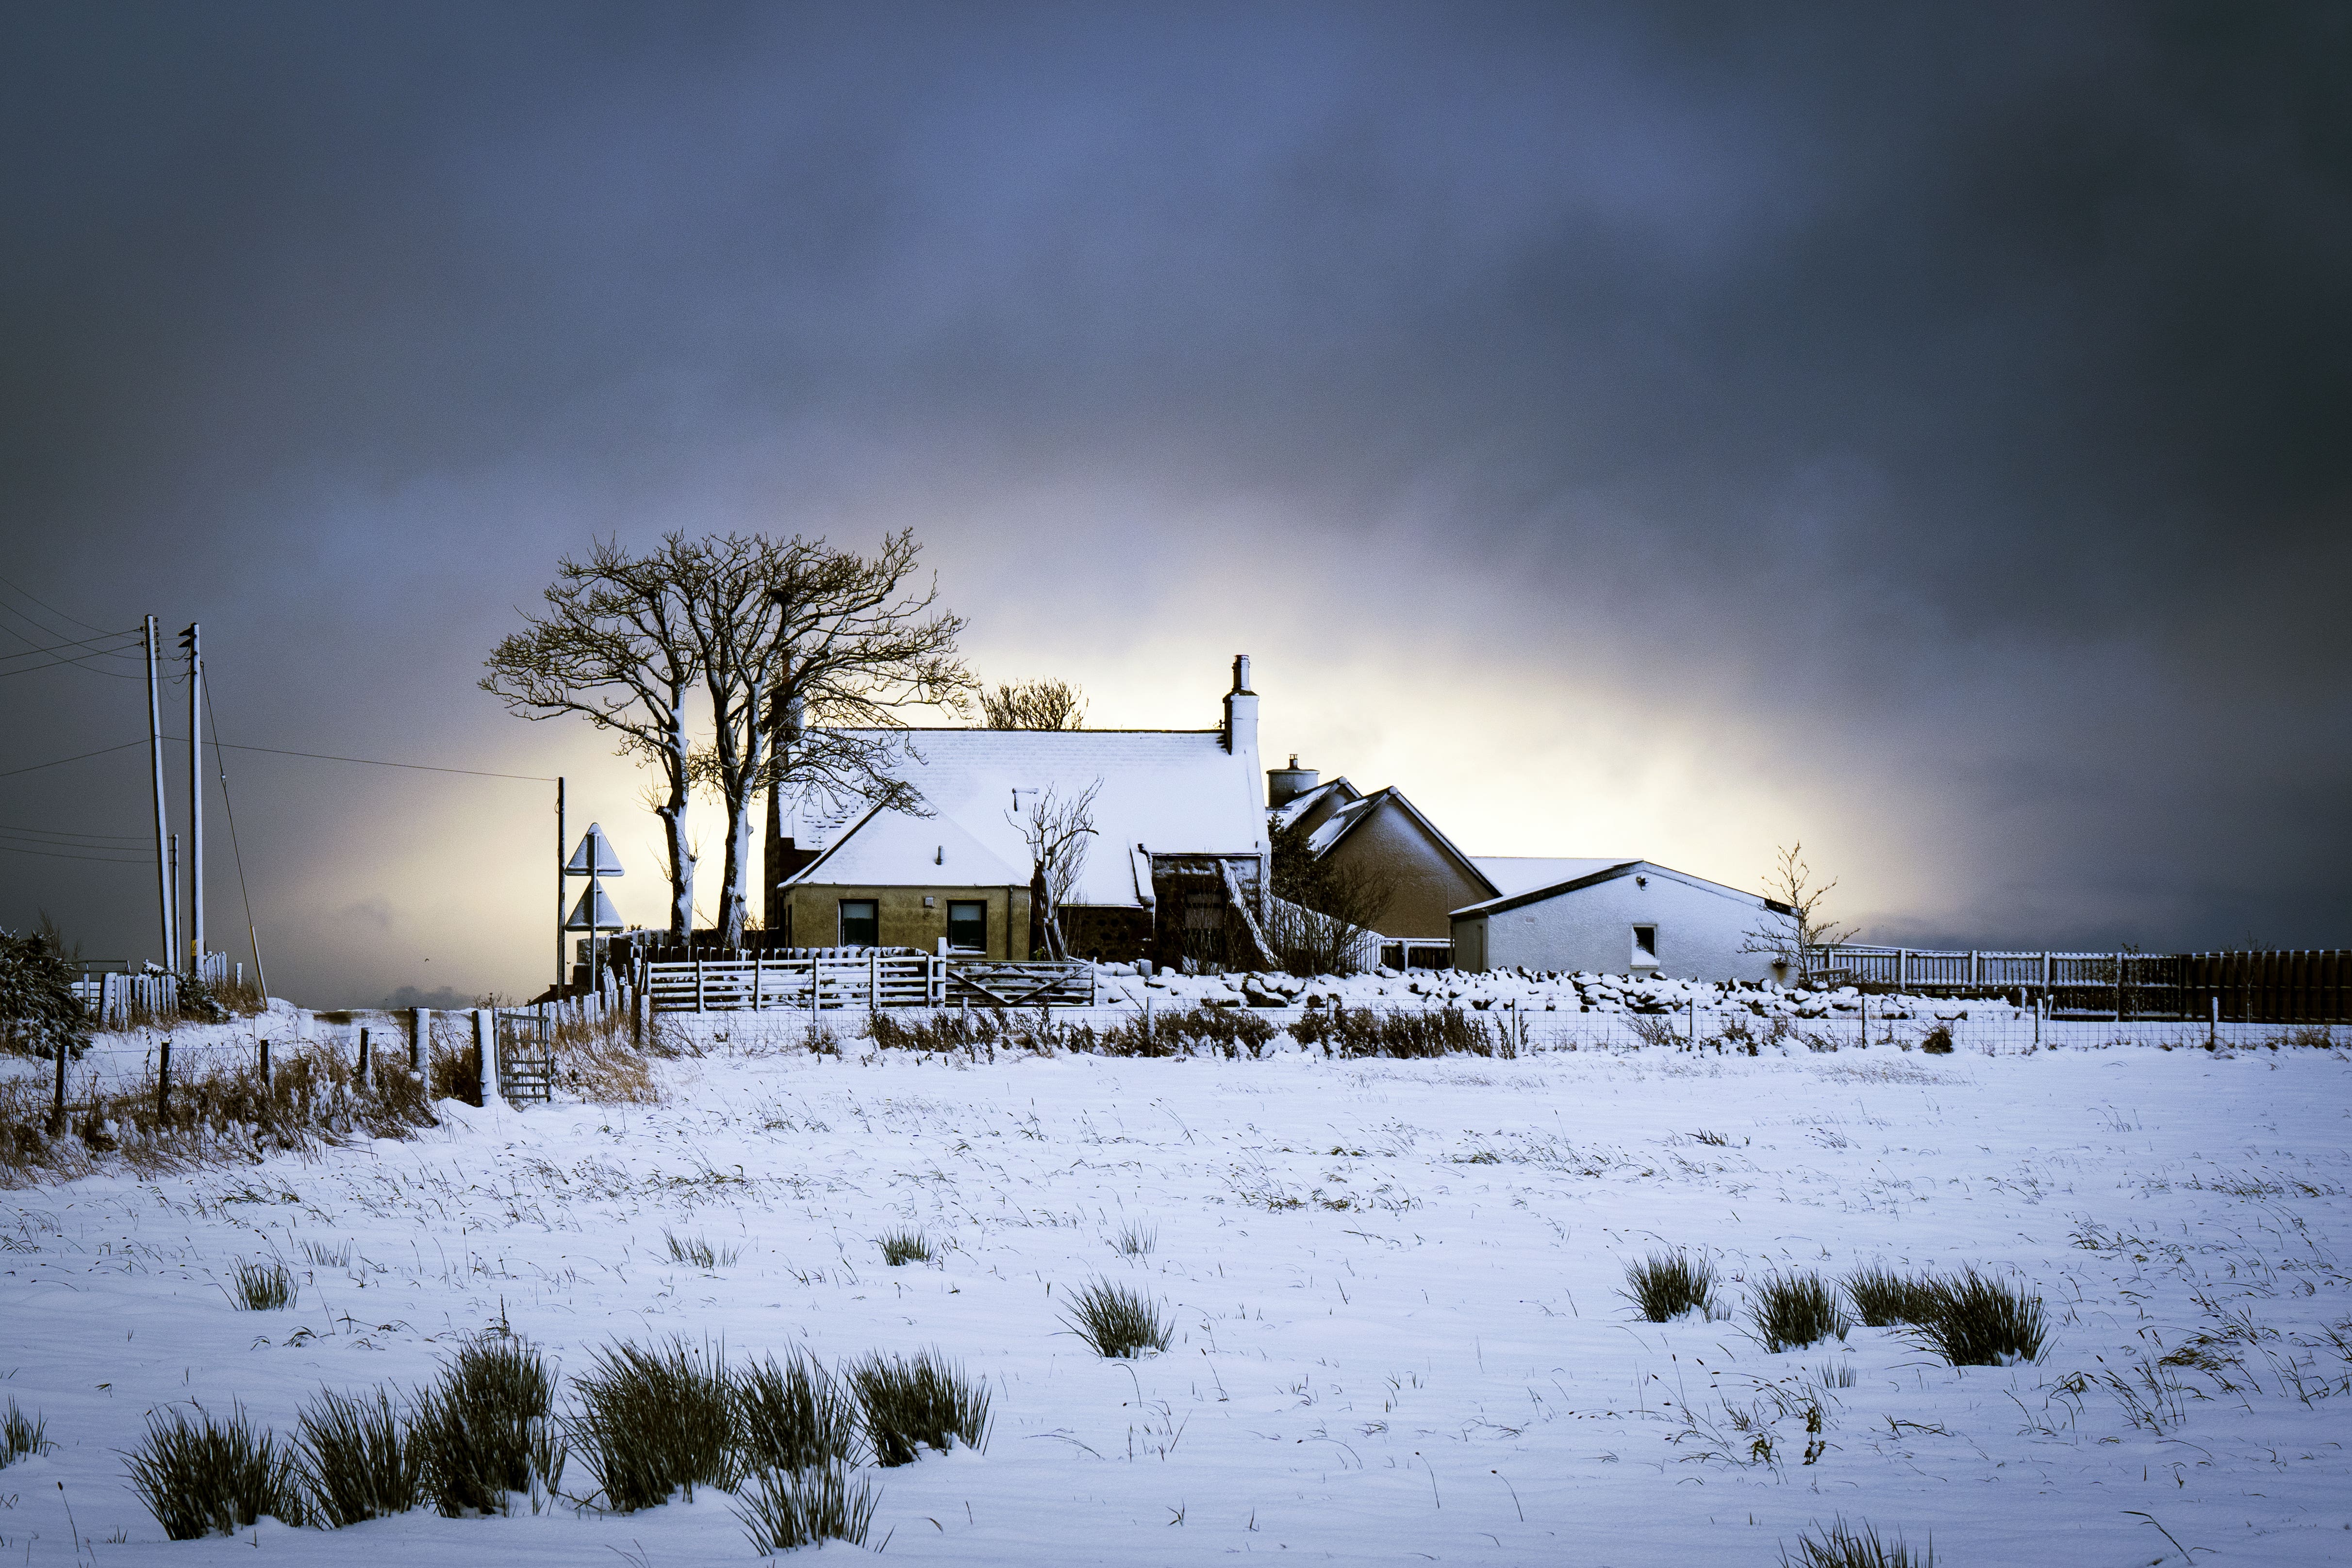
top-left (981, 678), bottom-right (1087, 729)
top-left (1008, 778), bottom-right (1100, 962)
top-left (1738, 842), bottom-right (1859, 977)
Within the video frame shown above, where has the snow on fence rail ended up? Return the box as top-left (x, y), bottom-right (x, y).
top-left (1808, 944), bottom-right (2352, 1022)
top-left (67, 955), bottom-right (245, 1027)
top-left (642, 953), bottom-right (1095, 1013)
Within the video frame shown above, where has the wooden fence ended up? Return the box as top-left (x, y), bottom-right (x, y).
top-left (1810, 945), bottom-right (2352, 1023)
top-left (643, 952), bottom-right (1094, 1014)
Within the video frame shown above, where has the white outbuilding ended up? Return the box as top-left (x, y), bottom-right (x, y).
top-left (1449, 859), bottom-right (1793, 981)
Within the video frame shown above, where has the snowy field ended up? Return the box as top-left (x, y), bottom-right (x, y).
top-left (5, 1033), bottom-right (2350, 1566)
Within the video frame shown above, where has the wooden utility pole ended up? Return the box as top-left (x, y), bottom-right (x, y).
top-left (180, 623), bottom-right (203, 967)
top-left (556, 776), bottom-right (567, 997)
top-left (145, 616), bottom-right (174, 968)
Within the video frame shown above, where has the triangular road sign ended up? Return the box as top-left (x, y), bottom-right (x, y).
top-left (564, 886), bottom-right (625, 930)
top-left (565, 823), bottom-right (625, 877)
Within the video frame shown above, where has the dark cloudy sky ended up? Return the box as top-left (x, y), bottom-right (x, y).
top-left (2, 2), bottom-right (2346, 1004)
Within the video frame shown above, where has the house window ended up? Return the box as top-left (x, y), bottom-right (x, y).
top-left (947, 900), bottom-right (987, 954)
top-left (1632, 924), bottom-right (1658, 963)
top-left (838, 900), bottom-right (878, 948)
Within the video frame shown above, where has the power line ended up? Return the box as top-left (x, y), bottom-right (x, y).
top-left (0, 739), bottom-right (149, 780)
top-left (0, 824), bottom-right (148, 845)
top-left (207, 739), bottom-right (557, 782)
top-left (0, 571), bottom-right (126, 637)
top-left (0, 629), bottom-right (144, 663)
top-left (202, 679), bottom-right (267, 995)
top-left (0, 842), bottom-right (148, 865)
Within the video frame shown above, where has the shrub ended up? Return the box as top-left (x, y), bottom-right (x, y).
top-left (570, 1336), bottom-right (740, 1512)
top-left (845, 1350), bottom-right (992, 1466)
top-left (663, 1230), bottom-right (738, 1269)
top-left (1061, 1277), bottom-right (1174, 1358)
top-left (412, 1334), bottom-right (560, 1516)
top-left (295, 1386), bottom-right (421, 1526)
top-left (0, 924), bottom-right (93, 1062)
top-left (1919, 1024), bottom-right (1954, 1054)
top-left (1749, 1271), bottom-right (1853, 1353)
top-left (124, 1403), bottom-right (307, 1539)
top-left (1913, 1266), bottom-right (2046, 1366)
top-left (2, 1398), bottom-right (51, 1467)
top-left (1622, 1250), bottom-right (1718, 1321)
top-left (1099, 1005), bottom-right (1279, 1059)
top-left (877, 1228), bottom-right (934, 1266)
top-left (1782, 1515), bottom-right (1934, 1567)
top-left (1111, 1220), bottom-right (1157, 1257)
top-left (1844, 1265), bottom-right (1943, 1328)
top-left (736, 1351), bottom-right (861, 1473)
top-left (230, 1258), bottom-right (294, 1310)
top-left (736, 1459), bottom-right (878, 1555)
top-left (1289, 1006), bottom-right (1511, 1059)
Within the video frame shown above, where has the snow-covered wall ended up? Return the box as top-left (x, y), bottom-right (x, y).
top-left (1453, 863), bottom-right (1779, 981)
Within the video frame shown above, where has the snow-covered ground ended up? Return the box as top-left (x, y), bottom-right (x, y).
top-left (5, 1031), bottom-right (2349, 1565)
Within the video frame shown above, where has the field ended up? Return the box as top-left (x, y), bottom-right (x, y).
top-left (4, 1025), bottom-right (2349, 1565)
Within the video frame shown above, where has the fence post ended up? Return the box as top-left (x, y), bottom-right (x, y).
top-left (2033, 995), bottom-right (2042, 1051)
top-left (476, 1007), bottom-right (496, 1106)
top-left (2209, 994), bottom-right (2218, 1049)
top-left (870, 949), bottom-right (879, 1009)
top-left (259, 1038), bottom-right (271, 1089)
top-left (51, 1035), bottom-right (68, 1134)
top-left (753, 949), bottom-right (763, 1011)
top-left (1897, 949), bottom-right (1907, 990)
top-left (358, 1026), bottom-right (370, 1087)
top-left (2115, 950), bottom-right (2125, 1022)
top-left (695, 957), bottom-right (705, 1013)
top-left (157, 1037), bottom-right (171, 1119)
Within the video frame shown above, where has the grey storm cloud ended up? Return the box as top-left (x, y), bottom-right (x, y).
top-left (1, 2), bottom-right (2347, 1000)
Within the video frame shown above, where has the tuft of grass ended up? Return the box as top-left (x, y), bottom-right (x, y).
top-left (1690, 1128), bottom-right (1730, 1146)
top-left (1783, 1514), bottom-right (1934, 1567)
top-left (1913, 1266), bottom-right (2046, 1366)
top-left (663, 1229), bottom-right (738, 1269)
top-left (845, 1350), bottom-right (992, 1467)
top-left (735, 1459), bottom-right (878, 1555)
top-left (124, 1403), bottom-right (308, 1539)
top-left (1623, 1250), bottom-right (1718, 1321)
top-left (570, 1336), bottom-right (740, 1513)
top-left (1845, 1265), bottom-right (1944, 1328)
top-left (411, 1334), bottom-right (560, 1517)
top-left (1111, 1220), bottom-right (1158, 1258)
top-left (736, 1350), bottom-right (861, 1474)
top-left (1061, 1277), bottom-right (1174, 1358)
top-left (1814, 1359), bottom-right (1859, 1389)
top-left (297, 1238), bottom-right (352, 1268)
top-left (295, 1386), bottom-right (421, 1527)
top-left (1750, 1270), bottom-right (1854, 1353)
top-left (877, 1228), bottom-right (934, 1266)
top-left (229, 1258), bottom-right (294, 1310)
top-left (3, 1398), bottom-right (52, 1466)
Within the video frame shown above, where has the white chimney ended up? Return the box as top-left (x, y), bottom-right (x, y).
top-left (1223, 653), bottom-right (1258, 759)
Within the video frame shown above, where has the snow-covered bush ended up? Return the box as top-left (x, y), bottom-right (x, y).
top-left (0, 924), bottom-right (90, 1061)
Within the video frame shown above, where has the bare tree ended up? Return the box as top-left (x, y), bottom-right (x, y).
top-left (1008, 778), bottom-right (1100, 961)
top-left (981, 678), bottom-right (1087, 729)
top-left (683, 529), bottom-right (971, 948)
top-left (482, 540), bottom-right (702, 939)
top-left (1739, 842), bottom-right (1858, 978)
top-left (1265, 816), bottom-right (1398, 975)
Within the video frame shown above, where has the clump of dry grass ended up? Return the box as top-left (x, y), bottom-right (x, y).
top-left (550, 1007), bottom-right (660, 1104)
top-left (1290, 1006), bottom-right (1521, 1059)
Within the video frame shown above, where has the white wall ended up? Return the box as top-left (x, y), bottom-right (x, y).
top-left (1452, 867), bottom-right (1780, 981)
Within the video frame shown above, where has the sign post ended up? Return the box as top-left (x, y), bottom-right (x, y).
top-left (563, 823), bottom-right (626, 993)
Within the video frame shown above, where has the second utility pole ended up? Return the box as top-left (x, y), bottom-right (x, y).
top-left (145, 616), bottom-right (174, 969)
top-left (182, 622), bottom-right (204, 967)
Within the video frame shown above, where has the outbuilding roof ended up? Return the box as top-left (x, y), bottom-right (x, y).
top-left (1451, 859), bottom-right (1791, 920)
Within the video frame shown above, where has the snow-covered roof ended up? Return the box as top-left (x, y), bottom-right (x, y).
top-left (1269, 776), bottom-right (1357, 832)
top-left (782, 729), bottom-right (1267, 908)
top-left (1453, 859), bottom-right (1783, 919)
top-left (1471, 857), bottom-right (1638, 897)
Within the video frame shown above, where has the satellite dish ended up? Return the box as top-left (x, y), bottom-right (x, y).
top-left (565, 823), bottom-right (625, 877)
top-left (564, 886), bottom-right (625, 930)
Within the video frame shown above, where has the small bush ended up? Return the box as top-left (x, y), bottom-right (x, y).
top-left (1111, 1220), bottom-right (1157, 1257)
top-left (2, 1398), bottom-right (51, 1466)
top-left (736, 1459), bottom-right (878, 1555)
top-left (1062, 1277), bottom-right (1174, 1358)
top-left (663, 1230), bottom-right (738, 1269)
top-left (1750, 1271), bottom-right (1853, 1353)
top-left (846, 1350), bottom-right (991, 1467)
top-left (1914, 1266), bottom-right (2046, 1366)
top-left (877, 1228), bottom-right (934, 1266)
top-left (570, 1336), bottom-right (740, 1512)
top-left (1783, 1515), bottom-right (1934, 1567)
top-left (1844, 1265), bottom-right (1943, 1327)
top-left (411, 1334), bottom-right (560, 1516)
top-left (1623, 1250), bottom-right (1718, 1321)
top-left (230, 1258), bottom-right (294, 1310)
top-left (1289, 1006), bottom-right (1512, 1059)
top-left (296, 1386), bottom-right (421, 1527)
top-left (736, 1351), bottom-right (861, 1473)
top-left (125, 1403), bottom-right (307, 1539)
top-left (1919, 1024), bottom-right (1954, 1054)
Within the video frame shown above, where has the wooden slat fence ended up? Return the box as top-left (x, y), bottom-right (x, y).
top-left (1810, 945), bottom-right (2352, 1022)
top-left (644, 953), bottom-right (1096, 1013)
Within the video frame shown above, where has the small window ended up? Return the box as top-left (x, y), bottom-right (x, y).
top-left (838, 900), bottom-right (878, 948)
top-left (1632, 924), bottom-right (1658, 962)
top-left (946, 900), bottom-right (987, 954)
